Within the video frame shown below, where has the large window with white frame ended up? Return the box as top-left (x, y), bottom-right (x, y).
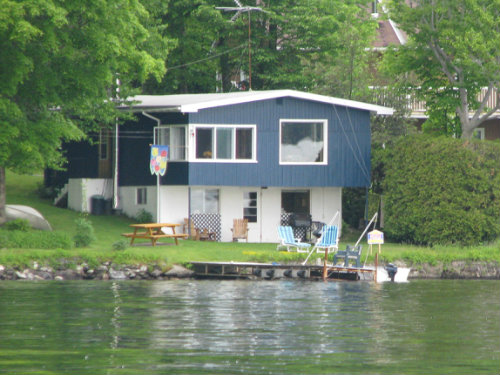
top-left (190, 189), bottom-right (219, 214)
top-left (155, 126), bottom-right (188, 161)
top-left (280, 119), bottom-right (327, 164)
top-left (193, 124), bottom-right (256, 162)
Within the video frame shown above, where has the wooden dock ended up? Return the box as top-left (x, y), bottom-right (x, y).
top-left (190, 261), bottom-right (376, 281)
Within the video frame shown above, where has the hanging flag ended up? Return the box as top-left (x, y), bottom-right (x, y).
top-left (150, 145), bottom-right (169, 176)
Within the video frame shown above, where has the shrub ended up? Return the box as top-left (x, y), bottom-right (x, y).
top-left (383, 134), bottom-right (500, 246)
top-left (73, 216), bottom-right (96, 247)
top-left (0, 230), bottom-right (73, 249)
top-left (135, 209), bottom-right (153, 223)
top-left (36, 182), bottom-right (57, 199)
top-left (112, 239), bottom-right (129, 251)
top-left (3, 219), bottom-right (31, 232)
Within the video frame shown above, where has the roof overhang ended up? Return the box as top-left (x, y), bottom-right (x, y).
top-left (119, 89), bottom-right (394, 116)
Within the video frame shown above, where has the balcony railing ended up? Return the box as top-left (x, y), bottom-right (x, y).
top-left (370, 87), bottom-right (500, 118)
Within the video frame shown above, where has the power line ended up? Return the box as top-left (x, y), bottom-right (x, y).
top-left (167, 43), bottom-right (247, 71)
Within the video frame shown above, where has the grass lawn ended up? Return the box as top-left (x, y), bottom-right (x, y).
top-left (2, 171), bottom-right (499, 269)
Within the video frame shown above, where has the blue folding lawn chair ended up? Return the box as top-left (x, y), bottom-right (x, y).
top-left (277, 226), bottom-right (311, 253)
top-left (302, 225), bottom-right (339, 264)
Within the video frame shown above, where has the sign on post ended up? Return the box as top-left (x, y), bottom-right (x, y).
top-left (150, 145), bottom-right (169, 176)
top-left (367, 229), bottom-right (384, 255)
top-left (367, 230), bottom-right (384, 244)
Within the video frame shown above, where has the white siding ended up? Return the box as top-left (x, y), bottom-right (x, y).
top-left (67, 178), bottom-right (113, 213)
top-left (119, 186), bottom-right (157, 220)
top-left (117, 185), bottom-right (341, 242)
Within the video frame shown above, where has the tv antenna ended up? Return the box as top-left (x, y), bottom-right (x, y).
top-left (216, 0), bottom-right (268, 90)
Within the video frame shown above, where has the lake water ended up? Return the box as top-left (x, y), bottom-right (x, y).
top-left (0, 279), bottom-right (498, 374)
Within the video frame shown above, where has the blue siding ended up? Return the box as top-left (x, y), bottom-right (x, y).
top-left (118, 114), bottom-right (189, 187)
top-left (188, 97), bottom-right (371, 187)
top-left (115, 97), bottom-right (372, 188)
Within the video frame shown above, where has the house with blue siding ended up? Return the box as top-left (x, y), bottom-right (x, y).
top-left (60, 90), bottom-right (392, 242)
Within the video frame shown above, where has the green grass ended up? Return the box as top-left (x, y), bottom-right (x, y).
top-left (2, 170), bottom-right (499, 269)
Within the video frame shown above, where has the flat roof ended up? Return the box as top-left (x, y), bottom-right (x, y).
top-left (121, 89), bottom-right (394, 116)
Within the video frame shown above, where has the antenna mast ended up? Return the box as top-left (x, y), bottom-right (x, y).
top-left (216, 0), bottom-right (268, 90)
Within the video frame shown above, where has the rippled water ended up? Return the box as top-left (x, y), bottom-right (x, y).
top-left (0, 279), bottom-right (498, 374)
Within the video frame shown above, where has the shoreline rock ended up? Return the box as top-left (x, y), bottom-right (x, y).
top-left (0, 263), bottom-right (195, 281)
top-left (0, 261), bottom-right (498, 281)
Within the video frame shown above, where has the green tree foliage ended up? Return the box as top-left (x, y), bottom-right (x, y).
top-left (383, 135), bottom-right (500, 246)
top-left (142, 0), bottom-right (224, 93)
top-left (299, 1), bottom-right (377, 99)
top-left (384, 0), bottom-right (500, 139)
top-left (0, 0), bottom-right (171, 223)
top-left (144, 0), bottom-right (377, 94)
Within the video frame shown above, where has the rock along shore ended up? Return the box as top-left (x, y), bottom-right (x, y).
top-left (0, 260), bottom-right (499, 281)
top-left (0, 262), bottom-right (195, 281)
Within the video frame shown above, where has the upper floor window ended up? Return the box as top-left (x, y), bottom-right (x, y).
top-left (193, 125), bottom-right (256, 162)
top-left (155, 126), bottom-right (187, 161)
top-left (279, 119), bottom-right (327, 164)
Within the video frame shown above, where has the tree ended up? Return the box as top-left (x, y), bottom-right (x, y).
top-left (300, 1), bottom-right (377, 100)
top-left (142, 0), bottom-right (227, 94)
top-left (248, 0), bottom-right (377, 92)
top-left (143, 0), bottom-right (377, 94)
top-left (0, 0), bottom-right (170, 224)
top-left (385, 0), bottom-right (500, 139)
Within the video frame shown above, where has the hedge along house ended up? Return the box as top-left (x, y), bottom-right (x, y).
top-left (59, 90), bottom-right (392, 242)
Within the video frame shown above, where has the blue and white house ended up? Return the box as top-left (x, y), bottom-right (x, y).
top-left (60, 90), bottom-right (392, 242)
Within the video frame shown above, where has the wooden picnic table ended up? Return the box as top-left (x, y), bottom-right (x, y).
top-left (121, 223), bottom-right (188, 246)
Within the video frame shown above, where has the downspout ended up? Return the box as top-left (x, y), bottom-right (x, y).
top-left (113, 120), bottom-right (119, 209)
top-left (142, 111), bottom-right (162, 222)
top-left (113, 77), bottom-right (121, 210)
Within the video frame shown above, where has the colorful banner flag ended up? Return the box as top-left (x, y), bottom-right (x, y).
top-left (150, 145), bottom-right (169, 176)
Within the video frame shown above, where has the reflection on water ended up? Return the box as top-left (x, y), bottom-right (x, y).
top-left (0, 280), bottom-right (498, 374)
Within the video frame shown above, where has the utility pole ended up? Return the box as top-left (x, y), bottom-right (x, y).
top-left (216, 0), bottom-right (268, 90)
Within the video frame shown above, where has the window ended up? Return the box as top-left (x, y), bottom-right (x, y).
top-left (473, 128), bottom-right (485, 140)
top-left (280, 120), bottom-right (327, 164)
top-left (99, 129), bottom-right (110, 160)
top-left (282, 190), bottom-right (310, 214)
top-left (136, 188), bottom-right (147, 205)
top-left (190, 189), bottom-right (219, 214)
top-left (155, 126), bottom-right (187, 161)
top-left (193, 125), bottom-right (256, 162)
top-left (243, 192), bottom-right (257, 223)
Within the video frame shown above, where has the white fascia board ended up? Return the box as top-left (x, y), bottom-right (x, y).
top-left (180, 90), bottom-right (394, 116)
top-left (129, 90), bottom-right (394, 116)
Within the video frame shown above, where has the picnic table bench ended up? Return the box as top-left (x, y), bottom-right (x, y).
top-left (122, 223), bottom-right (188, 246)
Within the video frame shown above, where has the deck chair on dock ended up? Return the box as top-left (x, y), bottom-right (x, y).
top-left (333, 245), bottom-right (362, 268)
top-left (277, 226), bottom-right (311, 253)
top-left (302, 225), bottom-right (339, 264)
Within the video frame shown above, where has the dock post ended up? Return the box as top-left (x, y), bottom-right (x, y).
top-left (323, 249), bottom-right (328, 281)
top-left (374, 252), bottom-right (378, 282)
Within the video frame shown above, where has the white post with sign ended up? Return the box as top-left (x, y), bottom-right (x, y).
top-left (367, 229), bottom-right (384, 255)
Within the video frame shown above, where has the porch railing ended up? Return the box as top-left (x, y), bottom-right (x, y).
top-left (370, 87), bottom-right (500, 118)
